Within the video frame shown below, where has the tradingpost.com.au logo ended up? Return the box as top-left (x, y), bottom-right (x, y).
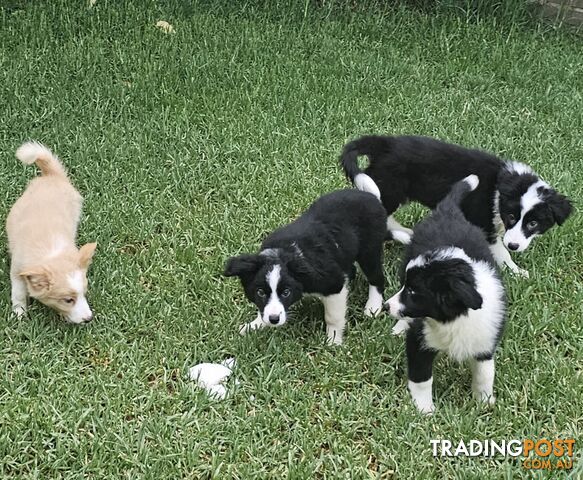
top-left (431, 439), bottom-right (576, 471)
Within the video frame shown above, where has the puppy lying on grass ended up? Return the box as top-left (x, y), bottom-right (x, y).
top-left (6, 142), bottom-right (97, 324)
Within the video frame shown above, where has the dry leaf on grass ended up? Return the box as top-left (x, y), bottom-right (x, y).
top-left (155, 20), bottom-right (175, 34)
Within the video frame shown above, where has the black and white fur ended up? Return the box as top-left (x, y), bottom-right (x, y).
top-left (224, 189), bottom-right (387, 345)
top-left (341, 135), bottom-right (572, 277)
top-left (384, 176), bottom-right (506, 414)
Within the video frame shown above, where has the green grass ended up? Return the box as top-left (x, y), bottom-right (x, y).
top-left (0, 1), bottom-right (582, 478)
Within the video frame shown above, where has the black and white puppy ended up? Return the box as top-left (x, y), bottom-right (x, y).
top-left (385, 175), bottom-right (506, 414)
top-left (341, 135), bottom-right (572, 277)
top-left (224, 189), bottom-right (387, 345)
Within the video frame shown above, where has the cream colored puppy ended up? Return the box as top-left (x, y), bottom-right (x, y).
top-left (6, 142), bottom-right (97, 323)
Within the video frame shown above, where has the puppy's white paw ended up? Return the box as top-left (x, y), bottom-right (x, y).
top-left (505, 261), bottom-right (529, 278)
top-left (364, 300), bottom-right (383, 318)
top-left (239, 323), bottom-right (251, 336)
top-left (391, 230), bottom-right (412, 245)
top-left (364, 286), bottom-right (383, 317)
top-left (325, 327), bottom-right (343, 346)
top-left (409, 379), bottom-right (434, 415)
top-left (363, 306), bottom-right (380, 318)
top-left (391, 319), bottom-right (410, 336)
top-left (515, 268), bottom-right (529, 279)
top-left (474, 391), bottom-right (496, 406)
top-left (239, 315), bottom-right (265, 336)
top-left (12, 304), bottom-right (26, 317)
top-left (417, 403), bottom-right (436, 415)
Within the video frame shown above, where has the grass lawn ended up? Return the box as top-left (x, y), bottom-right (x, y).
top-left (0, 0), bottom-right (581, 478)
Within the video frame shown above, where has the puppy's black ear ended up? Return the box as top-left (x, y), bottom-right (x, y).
top-left (224, 254), bottom-right (264, 278)
top-left (284, 253), bottom-right (315, 279)
top-left (451, 278), bottom-right (483, 310)
top-left (497, 167), bottom-right (512, 185)
top-left (496, 168), bottom-right (519, 196)
top-left (546, 191), bottom-right (572, 226)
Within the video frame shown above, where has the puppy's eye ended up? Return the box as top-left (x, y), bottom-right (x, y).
top-left (63, 297), bottom-right (75, 305)
top-left (507, 214), bottom-right (516, 225)
top-left (527, 220), bottom-right (538, 230)
top-left (256, 288), bottom-right (266, 298)
top-left (281, 288), bottom-right (291, 298)
top-left (405, 287), bottom-right (416, 296)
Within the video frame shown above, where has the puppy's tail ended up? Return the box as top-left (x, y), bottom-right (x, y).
top-left (339, 136), bottom-right (386, 201)
top-left (16, 141), bottom-right (67, 177)
top-left (437, 175), bottom-right (479, 213)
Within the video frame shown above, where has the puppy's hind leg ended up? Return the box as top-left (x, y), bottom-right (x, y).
top-left (357, 245), bottom-right (385, 317)
top-left (387, 215), bottom-right (413, 245)
top-left (239, 312), bottom-right (267, 336)
top-left (10, 271), bottom-right (28, 317)
top-left (321, 283), bottom-right (348, 345)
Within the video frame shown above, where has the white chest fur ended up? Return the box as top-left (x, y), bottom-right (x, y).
top-left (423, 261), bottom-right (505, 362)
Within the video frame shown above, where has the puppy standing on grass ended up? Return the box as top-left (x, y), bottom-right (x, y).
top-left (6, 142), bottom-right (97, 323)
top-left (341, 135), bottom-right (572, 277)
top-left (385, 175), bottom-right (506, 414)
top-left (224, 185), bottom-right (387, 345)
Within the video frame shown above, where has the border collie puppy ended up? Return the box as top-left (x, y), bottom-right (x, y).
top-left (385, 176), bottom-right (506, 414)
top-left (341, 135), bottom-right (572, 277)
top-left (224, 189), bottom-right (387, 345)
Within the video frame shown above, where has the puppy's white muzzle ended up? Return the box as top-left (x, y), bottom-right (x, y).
top-left (384, 291), bottom-right (404, 319)
top-left (66, 297), bottom-right (93, 324)
top-left (263, 312), bottom-right (286, 326)
top-left (262, 297), bottom-right (287, 327)
top-left (503, 226), bottom-right (533, 253)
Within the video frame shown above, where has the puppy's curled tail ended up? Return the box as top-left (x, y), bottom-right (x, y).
top-left (339, 137), bottom-right (383, 201)
top-left (437, 175), bottom-right (479, 214)
top-left (16, 141), bottom-right (66, 177)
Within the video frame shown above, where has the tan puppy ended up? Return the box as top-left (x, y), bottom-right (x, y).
top-left (6, 142), bottom-right (97, 323)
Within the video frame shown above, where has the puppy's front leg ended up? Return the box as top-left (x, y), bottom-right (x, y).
top-left (490, 238), bottom-right (529, 278)
top-left (321, 284), bottom-right (348, 345)
top-left (239, 312), bottom-right (266, 336)
top-left (391, 319), bottom-right (411, 336)
top-left (364, 285), bottom-right (383, 318)
top-left (10, 272), bottom-right (28, 317)
top-left (407, 326), bottom-right (438, 414)
top-left (471, 357), bottom-right (496, 405)
top-left (408, 378), bottom-right (435, 415)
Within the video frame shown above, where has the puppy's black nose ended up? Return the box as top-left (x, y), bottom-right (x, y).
top-left (382, 302), bottom-right (390, 311)
top-left (508, 243), bottom-right (519, 251)
top-left (268, 314), bottom-right (280, 325)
